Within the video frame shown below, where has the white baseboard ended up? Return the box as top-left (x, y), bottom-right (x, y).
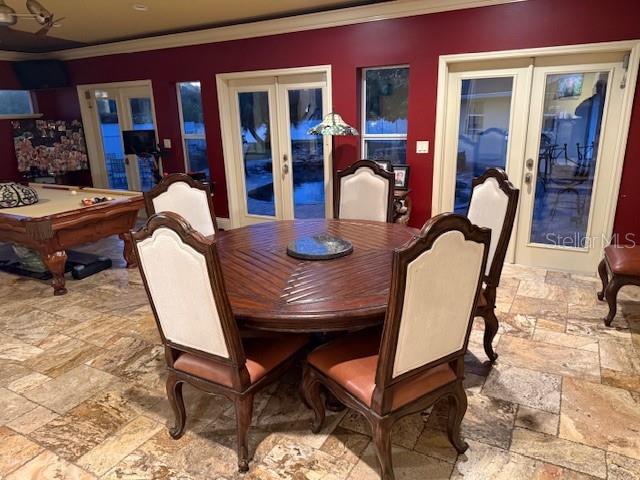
top-left (216, 217), bottom-right (232, 231)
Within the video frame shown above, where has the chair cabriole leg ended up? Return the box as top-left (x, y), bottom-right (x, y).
top-left (166, 373), bottom-right (186, 439)
top-left (482, 309), bottom-right (499, 362)
top-left (302, 366), bottom-right (326, 434)
top-left (370, 416), bottom-right (394, 480)
top-left (447, 381), bottom-right (469, 454)
top-left (234, 393), bottom-right (254, 473)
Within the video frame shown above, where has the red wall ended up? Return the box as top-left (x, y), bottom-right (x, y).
top-left (0, 61), bottom-right (84, 182)
top-left (0, 61), bottom-right (22, 181)
top-left (2, 0), bottom-right (639, 238)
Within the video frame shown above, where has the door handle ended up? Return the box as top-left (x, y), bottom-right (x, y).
top-left (524, 172), bottom-right (532, 184)
top-left (282, 154), bottom-right (289, 179)
top-left (282, 163), bottom-right (289, 175)
top-left (525, 158), bottom-right (534, 169)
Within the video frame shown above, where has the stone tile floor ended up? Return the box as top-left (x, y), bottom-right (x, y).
top-left (1, 236), bottom-right (640, 479)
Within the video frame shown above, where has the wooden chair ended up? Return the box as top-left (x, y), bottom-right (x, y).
top-left (144, 173), bottom-right (218, 236)
top-left (334, 159), bottom-right (395, 223)
top-left (466, 168), bottom-right (519, 362)
top-left (131, 212), bottom-right (308, 472)
top-left (302, 213), bottom-right (490, 480)
top-left (598, 245), bottom-right (640, 326)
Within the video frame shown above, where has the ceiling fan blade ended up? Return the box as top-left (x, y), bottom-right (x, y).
top-left (35, 16), bottom-right (63, 35)
top-left (35, 23), bottom-right (50, 35)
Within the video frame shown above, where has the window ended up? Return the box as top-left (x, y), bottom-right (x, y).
top-left (177, 82), bottom-right (208, 177)
top-left (362, 66), bottom-right (409, 165)
top-left (0, 90), bottom-right (34, 116)
top-left (465, 102), bottom-right (484, 136)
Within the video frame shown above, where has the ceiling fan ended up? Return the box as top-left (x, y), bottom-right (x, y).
top-left (0, 0), bottom-right (65, 36)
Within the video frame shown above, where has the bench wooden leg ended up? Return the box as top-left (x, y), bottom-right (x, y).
top-left (604, 277), bottom-right (623, 327)
top-left (597, 258), bottom-right (608, 301)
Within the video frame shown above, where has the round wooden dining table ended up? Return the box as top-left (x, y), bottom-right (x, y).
top-left (216, 219), bottom-right (418, 332)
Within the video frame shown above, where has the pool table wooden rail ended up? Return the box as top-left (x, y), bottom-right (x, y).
top-left (0, 193), bottom-right (144, 295)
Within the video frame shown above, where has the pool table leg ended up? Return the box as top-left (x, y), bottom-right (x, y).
top-left (119, 233), bottom-right (137, 268)
top-left (41, 251), bottom-right (68, 296)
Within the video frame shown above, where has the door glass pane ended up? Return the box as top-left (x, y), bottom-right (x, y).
top-left (96, 94), bottom-right (128, 190)
top-left (454, 77), bottom-right (513, 213)
top-left (129, 98), bottom-right (154, 130)
top-left (239, 91), bottom-right (275, 216)
top-left (530, 72), bottom-right (608, 247)
top-left (288, 88), bottom-right (325, 219)
top-left (129, 97), bottom-right (156, 192)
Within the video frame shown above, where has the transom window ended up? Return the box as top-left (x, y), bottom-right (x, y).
top-left (361, 66), bottom-right (409, 165)
top-left (0, 90), bottom-right (34, 116)
top-left (177, 82), bottom-right (209, 177)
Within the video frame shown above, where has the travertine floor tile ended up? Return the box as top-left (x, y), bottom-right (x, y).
top-left (0, 426), bottom-right (43, 477)
top-left (514, 406), bottom-right (559, 436)
top-left (0, 387), bottom-right (38, 424)
top-left (6, 450), bottom-right (97, 480)
top-left (1, 238), bottom-right (639, 480)
top-left (6, 405), bottom-right (59, 434)
top-left (23, 364), bottom-right (117, 414)
top-left (510, 428), bottom-right (607, 478)
top-left (348, 443), bottom-right (453, 480)
top-left (453, 439), bottom-right (598, 480)
top-left (482, 363), bottom-right (561, 413)
top-left (606, 452), bottom-right (640, 480)
top-left (560, 378), bottom-right (640, 461)
top-left (532, 329), bottom-right (599, 352)
top-left (497, 336), bottom-right (601, 382)
top-left (77, 415), bottom-right (162, 476)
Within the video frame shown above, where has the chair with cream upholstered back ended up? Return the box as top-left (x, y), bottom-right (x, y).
top-left (303, 213), bottom-right (490, 480)
top-left (334, 159), bottom-right (395, 222)
top-left (131, 212), bottom-right (308, 472)
top-left (465, 167), bottom-right (519, 362)
top-left (144, 173), bottom-right (218, 237)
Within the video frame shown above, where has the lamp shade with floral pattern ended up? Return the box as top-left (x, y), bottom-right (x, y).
top-left (307, 112), bottom-right (359, 136)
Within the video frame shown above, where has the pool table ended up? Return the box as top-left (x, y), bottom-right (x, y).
top-left (0, 184), bottom-right (144, 295)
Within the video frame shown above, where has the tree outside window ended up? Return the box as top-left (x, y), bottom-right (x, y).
top-left (177, 82), bottom-right (208, 177)
top-left (362, 67), bottom-right (409, 165)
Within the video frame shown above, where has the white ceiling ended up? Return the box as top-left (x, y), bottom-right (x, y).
top-left (4, 0), bottom-right (387, 46)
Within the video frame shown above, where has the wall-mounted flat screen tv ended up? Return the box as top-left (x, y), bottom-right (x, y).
top-left (122, 130), bottom-right (156, 155)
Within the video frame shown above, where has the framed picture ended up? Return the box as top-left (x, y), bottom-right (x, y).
top-left (375, 160), bottom-right (391, 172)
top-left (394, 165), bottom-right (410, 190)
top-left (555, 74), bottom-right (583, 99)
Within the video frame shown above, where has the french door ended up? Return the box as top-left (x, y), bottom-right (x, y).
top-left (438, 51), bottom-right (630, 272)
top-left (79, 82), bottom-right (159, 191)
top-left (223, 71), bottom-right (331, 226)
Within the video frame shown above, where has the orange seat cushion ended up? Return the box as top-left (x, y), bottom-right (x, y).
top-left (605, 245), bottom-right (640, 276)
top-left (173, 334), bottom-right (309, 388)
top-left (308, 329), bottom-right (457, 411)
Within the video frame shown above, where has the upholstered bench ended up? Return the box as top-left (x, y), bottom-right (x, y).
top-left (598, 245), bottom-right (640, 326)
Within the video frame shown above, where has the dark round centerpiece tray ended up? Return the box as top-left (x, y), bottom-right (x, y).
top-left (286, 234), bottom-right (353, 261)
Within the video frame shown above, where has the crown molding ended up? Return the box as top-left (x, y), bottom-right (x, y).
top-left (31, 0), bottom-right (524, 61)
top-left (0, 50), bottom-right (33, 61)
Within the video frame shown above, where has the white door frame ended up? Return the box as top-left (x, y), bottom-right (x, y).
top-left (432, 40), bottom-right (640, 267)
top-left (217, 65), bottom-right (333, 228)
top-left (77, 80), bottom-right (159, 189)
